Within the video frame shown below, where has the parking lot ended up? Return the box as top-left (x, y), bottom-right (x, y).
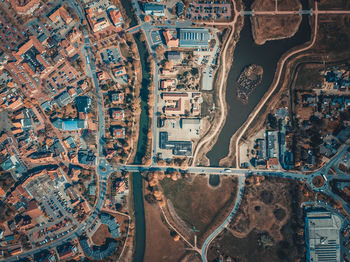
top-left (187, 0), bottom-right (232, 21)
top-left (99, 47), bottom-right (122, 65)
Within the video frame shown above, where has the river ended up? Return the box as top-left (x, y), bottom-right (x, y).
top-left (131, 33), bottom-right (151, 262)
top-left (207, 0), bottom-right (311, 166)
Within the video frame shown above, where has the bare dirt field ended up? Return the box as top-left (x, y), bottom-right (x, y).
top-left (208, 176), bottom-right (310, 262)
top-left (91, 224), bottom-right (111, 246)
top-left (159, 175), bottom-right (237, 243)
top-left (143, 200), bottom-right (186, 262)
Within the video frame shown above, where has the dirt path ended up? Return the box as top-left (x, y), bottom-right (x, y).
top-left (192, 0), bottom-right (239, 165)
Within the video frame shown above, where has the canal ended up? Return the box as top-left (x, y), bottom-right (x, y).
top-left (132, 33), bottom-right (151, 262)
top-left (120, 0), bottom-right (138, 27)
top-left (207, 0), bottom-right (311, 165)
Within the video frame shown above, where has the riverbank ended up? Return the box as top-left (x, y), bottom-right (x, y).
top-left (219, 5), bottom-right (317, 167)
top-left (192, 2), bottom-right (245, 166)
top-left (131, 33), bottom-right (152, 262)
top-left (250, 0), bottom-right (302, 45)
top-left (206, 1), bottom-right (312, 166)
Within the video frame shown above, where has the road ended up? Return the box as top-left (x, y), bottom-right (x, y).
top-left (201, 175), bottom-right (246, 262)
top-left (240, 9), bottom-right (350, 16)
top-left (0, 2), bottom-right (115, 261)
top-left (4, 1), bottom-right (350, 261)
top-left (192, 0), bottom-right (239, 166)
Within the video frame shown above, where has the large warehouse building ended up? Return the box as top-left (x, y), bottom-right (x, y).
top-left (305, 211), bottom-right (342, 262)
top-left (178, 28), bottom-right (211, 48)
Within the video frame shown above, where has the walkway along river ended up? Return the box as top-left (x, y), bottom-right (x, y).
top-left (207, 0), bottom-right (311, 165)
top-left (132, 33), bottom-right (151, 262)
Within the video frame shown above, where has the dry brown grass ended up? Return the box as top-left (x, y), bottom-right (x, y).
top-left (159, 175), bottom-right (238, 244)
top-left (229, 176), bottom-right (290, 241)
top-left (91, 224), bottom-right (111, 246)
top-left (143, 201), bottom-right (186, 262)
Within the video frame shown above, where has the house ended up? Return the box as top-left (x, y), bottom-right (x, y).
top-left (49, 6), bottom-right (73, 25)
top-left (113, 65), bottom-right (126, 77)
top-left (108, 8), bottom-right (124, 27)
top-left (111, 92), bottom-right (124, 104)
top-left (112, 127), bottom-right (125, 139)
top-left (110, 109), bottom-right (124, 122)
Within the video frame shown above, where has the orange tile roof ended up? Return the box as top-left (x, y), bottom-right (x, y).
top-left (109, 9), bottom-right (123, 26)
top-left (13, 0), bottom-right (40, 15)
top-left (0, 187), bottom-right (5, 197)
top-left (13, 36), bottom-right (45, 60)
top-left (8, 99), bottom-right (23, 110)
top-left (163, 30), bottom-right (179, 47)
top-left (49, 6), bottom-right (73, 25)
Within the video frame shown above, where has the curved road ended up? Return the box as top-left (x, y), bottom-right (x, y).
top-left (201, 175), bottom-right (246, 262)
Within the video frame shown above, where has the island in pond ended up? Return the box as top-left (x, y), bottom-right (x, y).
top-left (236, 64), bottom-right (263, 104)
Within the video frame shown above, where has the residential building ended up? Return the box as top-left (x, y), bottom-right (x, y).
top-left (13, 0), bottom-right (41, 15)
top-left (110, 109), bottom-right (124, 122)
top-left (112, 127), bottom-right (125, 139)
top-left (86, 8), bottom-right (112, 33)
top-left (108, 8), bottom-right (124, 27)
top-left (49, 6), bottom-right (73, 25)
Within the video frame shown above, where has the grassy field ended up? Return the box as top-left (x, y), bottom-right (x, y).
top-left (294, 64), bottom-right (324, 90)
top-left (91, 224), bottom-right (111, 246)
top-left (159, 175), bottom-right (237, 239)
top-left (143, 201), bottom-right (186, 262)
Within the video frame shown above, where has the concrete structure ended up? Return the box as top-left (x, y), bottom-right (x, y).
top-left (179, 28), bottom-right (211, 48)
top-left (52, 119), bottom-right (87, 131)
top-left (159, 131), bottom-right (192, 156)
top-left (266, 130), bottom-right (278, 159)
top-left (143, 3), bottom-right (165, 16)
top-left (166, 51), bottom-right (183, 62)
top-left (305, 211), bottom-right (341, 262)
